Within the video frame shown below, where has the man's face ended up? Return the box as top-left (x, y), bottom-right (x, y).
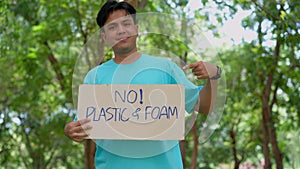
top-left (101, 10), bottom-right (138, 55)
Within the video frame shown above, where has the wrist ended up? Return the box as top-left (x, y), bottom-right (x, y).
top-left (209, 66), bottom-right (221, 80)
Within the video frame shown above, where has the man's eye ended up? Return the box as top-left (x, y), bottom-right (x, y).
top-left (108, 26), bottom-right (115, 30)
top-left (124, 22), bottom-right (132, 27)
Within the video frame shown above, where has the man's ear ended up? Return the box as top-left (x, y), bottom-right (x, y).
top-left (135, 24), bottom-right (139, 36)
top-left (101, 31), bottom-right (107, 43)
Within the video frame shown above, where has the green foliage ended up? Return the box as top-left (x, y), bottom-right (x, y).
top-left (0, 0), bottom-right (103, 168)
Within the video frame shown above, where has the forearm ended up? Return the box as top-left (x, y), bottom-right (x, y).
top-left (183, 61), bottom-right (220, 114)
top-left (197, 79), bottom-right (218, 114)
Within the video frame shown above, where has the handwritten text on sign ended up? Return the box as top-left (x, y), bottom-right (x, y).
top-left (77, 84), bottom-right (185, 140)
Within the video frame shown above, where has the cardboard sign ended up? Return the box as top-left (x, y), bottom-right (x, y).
top-left (77, 84), bottom-right (185, 140)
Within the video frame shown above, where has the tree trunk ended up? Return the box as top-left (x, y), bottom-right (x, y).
top-left (261, 100), bottom-right (272, 169)
top-left (138, 0), bottom-right (148, 9)
top-left (268, 26), bottom-right (283, 169)
top-left (229, 129), bottom-right (242, 169)
top-left (189, 122), bottom-right (198, 169)
top-left (44, 42), bottom-right (65, 90)
top-left (255, 9), bottom-right (272, 169)
top-left (261, 17), bottom-right (283, 169)
top-left (262, 74), bottom-right (283, 169)
top-left (124, 0), bottom-right (138, 9)
top-left (257, 1), bottom-right (284, 168)
top-left (84, 140), bottom-right (96, 169)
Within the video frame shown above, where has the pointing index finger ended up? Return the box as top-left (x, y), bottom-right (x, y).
top-left (182, 62), bottom-right (199, 70)
top-left (182, 61), bottom-right (202, 70)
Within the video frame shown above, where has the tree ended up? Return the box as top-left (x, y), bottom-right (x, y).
top-left (0, 0), bottom-right (100, 168)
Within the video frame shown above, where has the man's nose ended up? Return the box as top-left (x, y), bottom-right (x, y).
top-left (117, 24), bottom-right (126, 34)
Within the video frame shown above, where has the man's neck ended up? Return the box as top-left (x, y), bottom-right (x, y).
top-left (113, 51), bottom-right (141, 64)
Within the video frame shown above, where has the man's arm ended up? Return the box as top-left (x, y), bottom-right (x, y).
top-left (198, 78), bottom-right (218, 114)
top-left (183, 61), bottom-right (219, 114)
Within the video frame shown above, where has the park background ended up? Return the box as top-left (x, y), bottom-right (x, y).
top-left (0, 0), bottom-right (299, 168)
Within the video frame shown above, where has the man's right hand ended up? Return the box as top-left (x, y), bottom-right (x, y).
top-left (64, 118), bottom-right (92, 142)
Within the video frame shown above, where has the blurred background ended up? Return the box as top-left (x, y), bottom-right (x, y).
top-left (0, 0), bottom-right (299, 168)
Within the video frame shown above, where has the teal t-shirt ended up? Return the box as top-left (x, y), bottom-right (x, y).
top-left (83, 54), bottom-right (202, 169)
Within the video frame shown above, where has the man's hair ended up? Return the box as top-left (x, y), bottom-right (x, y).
top-left (96, 0), bottom-right (136, 29)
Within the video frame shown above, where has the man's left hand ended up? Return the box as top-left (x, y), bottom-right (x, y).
top-left (183, 61), bottom-right (217, 80)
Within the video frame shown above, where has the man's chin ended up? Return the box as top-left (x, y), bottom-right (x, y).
top-left (114, 46), bottom-right (135, 55)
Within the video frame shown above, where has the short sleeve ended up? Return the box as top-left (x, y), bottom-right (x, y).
top-left (169, 61), bottom-right (202, 113)
top-left (83, 67), bottom-right (98, 84)
top-left (73, 67), bottom-right (98, 121)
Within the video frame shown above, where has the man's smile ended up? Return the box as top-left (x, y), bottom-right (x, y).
top-left (117, 36), bottom-right (130, 41)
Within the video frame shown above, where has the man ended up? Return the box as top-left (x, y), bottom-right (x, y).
top-left (64, 1), bottom-right (221, 168)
